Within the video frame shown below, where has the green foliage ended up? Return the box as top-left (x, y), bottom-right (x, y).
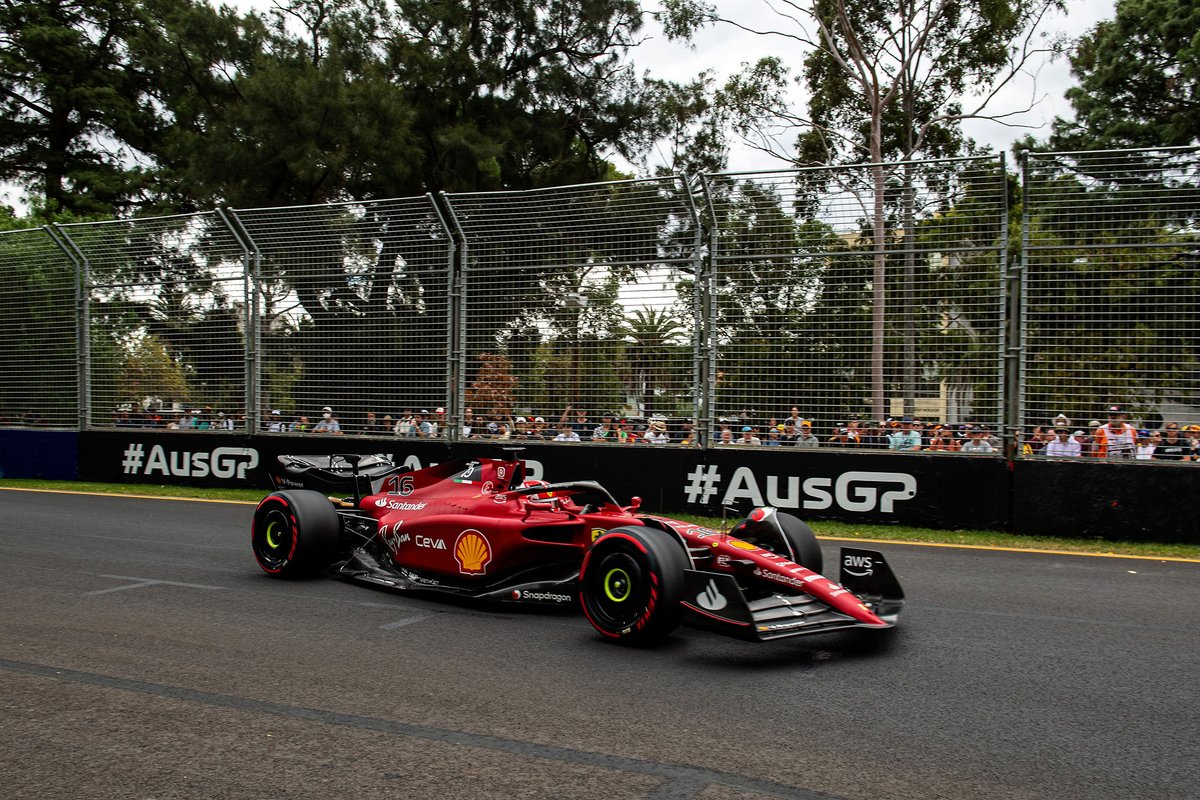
top-left (0, 0), bottom-right (168, 215)
top-left (1052, 0), bottom-right (1200, 150)
top-left (1020, 157), bottom-right (1200, 421)
top-left (3, 0), bottom-right (713, 213)
top-left (0, 227), bottom-right (77, 423)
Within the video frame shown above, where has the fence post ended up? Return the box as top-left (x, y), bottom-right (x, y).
top-left (216, 207), bottom-right (257, 433)
top-left (698, 175), bottom-right (719, 448)
top-left (46, 225), bottom-right (88, 430)
top-left (1008, 150), bottom-right (1030, 458)
top-left (438, 191), bottom-right (468, 444)
top-left (429, 192), bottom-right (460, 443)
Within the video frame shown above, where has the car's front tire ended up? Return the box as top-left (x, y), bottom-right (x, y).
top-left (732, 509), bottom-right (823, 574)
top-left (251, 490), bottom-right (341, 578)
top-left (579, 526), bottom-right (688, 645)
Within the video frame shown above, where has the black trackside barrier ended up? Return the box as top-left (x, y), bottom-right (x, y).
top-left (0, 430), bottom-right (78, 480)
top-left (1010, 458), bottom-right (1200, 544)
top-left (77, 430), bottom-right (1008, 528)
top-left (71, 431), bottom-right (1199, 542)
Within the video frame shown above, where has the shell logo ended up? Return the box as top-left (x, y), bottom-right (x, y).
top-left (454, 529), bottom-right (492, 575)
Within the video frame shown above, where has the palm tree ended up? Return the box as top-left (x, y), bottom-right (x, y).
top-left (619, 308), bottom-right (688, 415)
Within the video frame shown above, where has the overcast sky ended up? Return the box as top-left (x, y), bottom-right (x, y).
top-left (0, 0), bottom-right (1115, 211)
top-left (627, 0), bottom-right (1116, 171)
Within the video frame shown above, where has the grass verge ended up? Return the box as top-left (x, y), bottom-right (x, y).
top-left (3, 478), bottom-right (1198, 561)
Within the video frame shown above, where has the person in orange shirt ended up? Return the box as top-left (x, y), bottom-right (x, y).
top-left (1092, 405), bottom-right (1136, 459)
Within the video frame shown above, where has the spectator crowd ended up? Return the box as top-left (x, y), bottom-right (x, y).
top-left (98, 400), bottom-right (1200, 461)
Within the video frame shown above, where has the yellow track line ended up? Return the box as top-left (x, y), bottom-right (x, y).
top-left (4, 486), bottom-right (1198, 564)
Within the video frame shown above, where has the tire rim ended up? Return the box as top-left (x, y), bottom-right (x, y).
top-left (586, 550), bottom-right (645, 630)
top-left (603, 567), bottom-right (632, 602)
top-left (254, 507), bottom-right (293, 570)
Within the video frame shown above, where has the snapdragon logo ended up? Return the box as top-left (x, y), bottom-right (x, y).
top-left (121, 443), bottom-right (258, 481)
top-left (684, 466), bottom-right (917, 514)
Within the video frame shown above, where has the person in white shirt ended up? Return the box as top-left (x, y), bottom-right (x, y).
top-left (553, 423), bottom-right (580, 442)
top-left (644, 420), bottom-right (670, 444)
top-left (736, 426), bottom-right (761, 445)
top-left (1043, 427), bottom-right (1081, 457)
top-left (1135, 430), bottom-right (1157, 460)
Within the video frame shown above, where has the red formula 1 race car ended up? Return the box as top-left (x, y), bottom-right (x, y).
top-left (252, 450), bottom-right (904, 644)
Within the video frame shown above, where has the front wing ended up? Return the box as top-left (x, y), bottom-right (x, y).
top-left (680, 547), bottom-right (904, 642)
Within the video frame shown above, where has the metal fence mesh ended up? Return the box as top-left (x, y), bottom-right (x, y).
top-left (444, 178), bottom-right (702, 444)
top-left (231, 196), bottom-right (454, 437)
top-left (703, 157), bottom-right (1008, 448)
top-left (3, 149), bottom-right (1196, 459)
top-left (1021, 147), bottom-right (1200, 457)
top-left (56, 212), bottom-right (249, 429)
top-left (0, 227), bottom-right (78, 427)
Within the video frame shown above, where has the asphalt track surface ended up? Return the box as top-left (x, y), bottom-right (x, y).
top-left (1, 489), bottom-right (1197, 800)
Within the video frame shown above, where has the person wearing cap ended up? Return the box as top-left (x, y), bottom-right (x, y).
top-left (1093, 405), bottom-right (1135, 459)
top-left (1153, 422), bottom-right (1191, 461)
top-left (359, 411), bottom-right (386, 436)
top-left (1135, 429), bottom-right (1160, 460)
top-left (1043, 426), bottom-right (1081, 458)
top-left (736, 425), bottom-right (761, 446)
top-left (888, 416), bottom-right (922, 451)
top-left (1186, 425), bottom-right (1200, 461)
top-left (312, 406), bottom-right (342, 434)
top-left (644, 420), bottom-right (670, 444)
top-left (794, 419), bottom-right (819, 449)
top-left (265, 409), bottom-right (285, 433)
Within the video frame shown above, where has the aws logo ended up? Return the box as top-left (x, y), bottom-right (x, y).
top-left (842, 553), bottom-right (875, 577)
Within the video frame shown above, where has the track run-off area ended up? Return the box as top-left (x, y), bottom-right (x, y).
top-left (1, 489), bottom-right (1197, 800)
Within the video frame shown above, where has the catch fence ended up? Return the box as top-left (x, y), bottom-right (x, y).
top-left (0, 147), bottom-right (1196, 457)
top-left (1020, 147), bottom-right (1200, 455)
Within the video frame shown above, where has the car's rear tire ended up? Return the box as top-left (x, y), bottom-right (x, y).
top-left (251, 490), bottom-right (341, 578)
top-left (579, 526), bottom-right (688, 645)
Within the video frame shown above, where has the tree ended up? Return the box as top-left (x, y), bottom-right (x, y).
top-left (0, 0), bottom-right (171, 216)
top-left (618, 307), bottom-right (689, 415)
top-left (1051, 0), bottom-right (1200, 150)
top-left (465, 352), bottom-right (518, 419)
top-left (663, 0), bottom-right (1058, 420)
